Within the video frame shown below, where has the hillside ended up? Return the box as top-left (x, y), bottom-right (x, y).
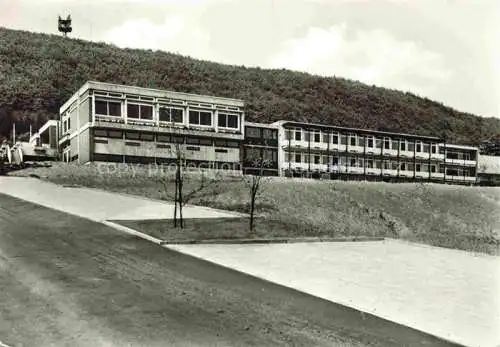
top-left (9, 163), bottom-right (500, 255)
top-left (1, 27), bottom-right (499, 145)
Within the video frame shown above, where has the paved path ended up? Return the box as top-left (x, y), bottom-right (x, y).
top-left (169, 240), bottom-right (500, 347)
top-left (0, 177), bottom-right (241, 221)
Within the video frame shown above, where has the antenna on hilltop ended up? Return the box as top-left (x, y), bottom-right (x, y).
top-left (58, 14), bottom-right (72, 37)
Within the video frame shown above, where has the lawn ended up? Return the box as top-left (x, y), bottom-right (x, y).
top-left (114, 217), bottom-right (386, 243)
top-left (10, 162), bottom-right (500, 255)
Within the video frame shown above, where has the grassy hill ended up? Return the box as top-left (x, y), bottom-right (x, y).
top-left (9, 163), bottom-right (500, 255)
top-left (1, 27), bottom-right (499, 144)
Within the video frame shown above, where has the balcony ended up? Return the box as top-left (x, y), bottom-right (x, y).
top-left (431, 172), bottom-right (445, 180)
top-left (382, 149), bottom-right (398, 157)
top-left (347, 166), bottom-right (364, 174)
top-left (381, 169), bottom-right (398, 177)
top-left (445, 158), bottom-right (477, 166)
top-left (445, 175), bottom-right (476, 182)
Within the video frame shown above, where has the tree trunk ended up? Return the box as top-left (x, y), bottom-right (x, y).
top-left (173, 174), bottom-right (178, 228)
top-left (249, 185), bottom-right (256, 231)
top-left (178, 162), bottom-right (184, 229)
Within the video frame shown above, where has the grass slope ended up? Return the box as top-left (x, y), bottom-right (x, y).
top-left (10, 163), bottom-right (500, 255)
top-left (1, 27), bottom-right (500, 144)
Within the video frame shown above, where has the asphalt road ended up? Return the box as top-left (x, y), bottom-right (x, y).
top-left (0, 193), bottom-right (461, 347)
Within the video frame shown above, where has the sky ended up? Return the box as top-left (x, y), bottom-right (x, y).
top-left (1, 0), bottom-right (499, 119)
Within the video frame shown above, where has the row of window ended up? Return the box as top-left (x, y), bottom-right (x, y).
top-left (285, 129), bottom-right (439, 153)
top-left (286, 154), bottom-right (439, 172)
top-left (93, 130), bottom-right (240, 147)
top-left (285, 154), bottom-right (476, 176)
top-left (244, 148), bottom-right (278, 163)
top-left (94, 100), bottom-right (239, 129)
top-left (245, 127), bottom-right (278, 140)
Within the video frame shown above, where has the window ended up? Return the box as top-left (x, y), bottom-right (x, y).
top-left (430, 165), bottom-right (436, 173)
top-left (332, 156), bottom-right (339, 166)
top-left (416, 142), bottom-right (422, 152)
top-left (159, 107), bottom-right (184, 123)
top-left (400, 163), bottom-right (406, 171)
top-left (384, 138), bottom-right (390, 149)
top-left (400, 141), bottom-right (406, 151)
top-left (189, 110), bottom-right (212, 126)
top-left (358, 158), bottom-right (364, 167)
top-left (314, 133), bottom-right (321, 143)
top-left (408, 141), bottom-right (415, 151)
top-left (186, 146), bottom-right (200, 151)
top-left (423, 144), bottom-right (430, 153)
top-left (218, 113), bottom-right (239, 128)
top-left (392, 140), bottom-right (398, 150)
top-left (350, 158), bottom-right (356, 167)
top-left (295, 130), bottom-right (302, 141)
top-left (125, 141), bottom-right (140, 147)
top-left (125, 131), bottom-right (140, 140)
top-left (391, 161), bottom-right (399, 170)
top-left (416, 164), bottom-right (421, 172)
top-left (67, 118), bottom-right (71, 131)
top-left (304, 131), bottom-right (310, 142)
top-left (422, 164), bottom-right (429, 172)
top-left (199, 138), bottom-right (213, 146)
top-left (350, 136), bottom-right (356, 146)
top-left (157, 135), bottom-right (170, 143)
top-left (295, 153), bottom-right (301, 163)
top-left (172, 136), bottom-right (184, 144)
top-left (285, 130), bottom-right (292, 140)
top-left (431, 145), bottom-right (437, 154)
top-left (358, 136), bottom-right (365, 147)
top-left (322, 155), bottom-right (329, 164)
top-left (314, 155), bottom-right (321, 164)
top-left (332, 134), bottom-right (339, 144)
top-left (322, 133), bottom-right (330, 143)
top-left (340, 135), bottom-right (347, 145)
top-left (127, 103), bottom-right (153, 120)
top-left (141, 133), bottom-right (154, 141)
top-left (108, 131), bottom-right (123, 139)
top-left (408, 163), bottom-right (414, 171)
top-left (375, 160), bottom-right (382, 169)
top-left (376, 138), bottom-right (382, 148)
top-left (263, 129), bottom-right (277, 140)
top-left (367, 138), bottom-right (374, 148)
top-left (95, 100), bottom-right (122, 117)
top-left (94, 129), bottom-right (107, 137)
top-left (186, 137), bottom-right (200, 145)
top-left (264, 150), bottom-right (277, 162)
top-left (246, 127), bottom-right (261, 138)
top-left (226, 141), bottom-right (239, 148)
top-left (366, 159), bottom-right (374, 168)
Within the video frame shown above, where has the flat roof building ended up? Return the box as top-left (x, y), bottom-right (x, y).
top-left (43, 81), bottom-right (482, 185)
top-left (58, 81), bottom-right (245, 172)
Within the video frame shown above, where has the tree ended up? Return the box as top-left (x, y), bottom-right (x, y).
top-left (159, 139), bottom-right (224, 229)
top-left (244, 151), bottom-right (272, 232)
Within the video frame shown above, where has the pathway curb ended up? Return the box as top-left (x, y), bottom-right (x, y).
top-left (160, 236), bottom-right (385, 245)
top-left (103, 220), bottom-right (385, 246)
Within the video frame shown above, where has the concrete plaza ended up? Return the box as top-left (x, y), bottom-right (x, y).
top-left (169, 240), bottom-right (500, 347)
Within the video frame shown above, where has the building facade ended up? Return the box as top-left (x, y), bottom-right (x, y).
top-left (58, 81), bottom-right (245, 172)
top-left (50, 81), bottom-right (482, 185)
top-left (242, 122), bottom-right (279, 176)
top-left (272, 120), bottom-right (478, 184)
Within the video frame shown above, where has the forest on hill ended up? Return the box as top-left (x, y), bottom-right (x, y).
top-left (0, 27), bottom-right (499, 145)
